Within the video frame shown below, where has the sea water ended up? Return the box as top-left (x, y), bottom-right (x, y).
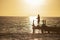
top-left (0, 16), bottom-right (60, 40)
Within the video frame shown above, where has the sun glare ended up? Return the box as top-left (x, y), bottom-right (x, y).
top-left (29, 16), bottom-right (43, 26)
top-left (29, 16), bottom-right (37, 26)
top-left (29, 16), bottom-right (43, 33)
top-left (25, 0), bottom-right (45, 6)
top-left (29, 16), bottom-right (37, 33)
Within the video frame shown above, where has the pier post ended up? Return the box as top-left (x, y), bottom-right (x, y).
top-left (33, 29), bottom-right (35, 34)
top-left (41, 20), bottom-right (46, 34)
top-left (32, 20), bottom-right (35, 34)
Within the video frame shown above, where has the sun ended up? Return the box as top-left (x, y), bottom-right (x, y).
top-left (26, 0), bottom-right (39, 6)
top-left (25, 0), bottom-right (45, 6)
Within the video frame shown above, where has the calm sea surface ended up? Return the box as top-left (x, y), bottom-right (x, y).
top-left (0, 16), bottom-right (60, 40)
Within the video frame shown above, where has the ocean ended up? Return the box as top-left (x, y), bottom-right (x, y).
top-left (0, 16), bottom-right (60, 40)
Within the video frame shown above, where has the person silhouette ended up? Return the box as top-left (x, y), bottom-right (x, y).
top-left (37, 14), bottom-right (40, 25)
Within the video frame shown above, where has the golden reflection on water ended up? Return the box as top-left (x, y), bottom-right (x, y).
top-left (29, 16), bottom-right (43, 33)
top-left (34, 38), bottom-right (42, 40)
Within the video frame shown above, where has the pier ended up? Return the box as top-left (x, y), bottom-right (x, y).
top-left (32, 14), bottom-right (60, 34)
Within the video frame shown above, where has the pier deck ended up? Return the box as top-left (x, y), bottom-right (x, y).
top-left (33, 26), bottom-right (60, 33)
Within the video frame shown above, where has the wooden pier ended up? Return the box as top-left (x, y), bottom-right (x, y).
top-left (32, 14), bottom-right (60, 34)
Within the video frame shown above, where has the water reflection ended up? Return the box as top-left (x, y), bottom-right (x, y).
top-left (33, 38), bottom-right (42, 40)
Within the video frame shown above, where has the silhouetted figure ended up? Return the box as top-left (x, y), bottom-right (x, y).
top-left (32, 20), bottom-right (35, 26)
top-left (42, 20), bottom-right (46, 27)
top-left (32, 20), bottom-right (35, 34)
top-left (37, 14), bottom-right (40, 25)
top-left (41, 20), bottom-right (47, 33)
top-left (33, 14), bottom-right (40, 34)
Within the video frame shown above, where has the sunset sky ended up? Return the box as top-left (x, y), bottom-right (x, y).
top-left (0, 0), bottom-right (60, 17)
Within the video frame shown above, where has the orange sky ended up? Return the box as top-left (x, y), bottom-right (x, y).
top-left (0, 0), bottom-right (60, 17)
